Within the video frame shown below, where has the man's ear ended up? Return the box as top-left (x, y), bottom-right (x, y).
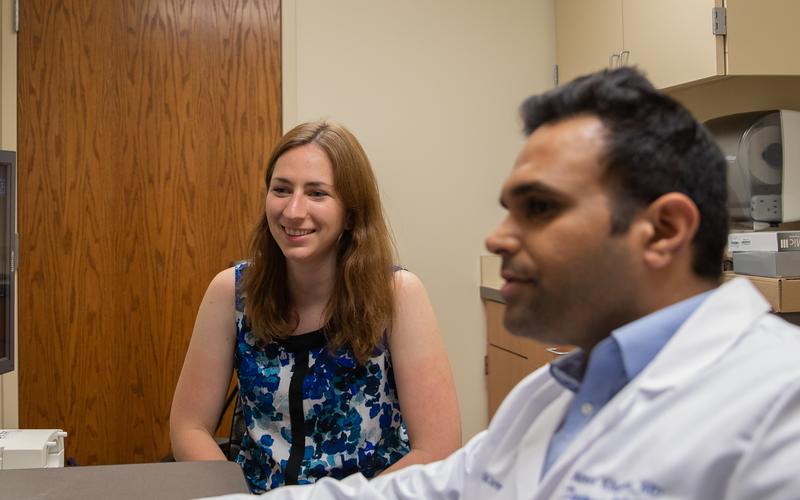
top-left (640, 193), bottom-right (700, 270)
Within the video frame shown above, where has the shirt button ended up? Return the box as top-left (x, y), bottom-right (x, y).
top-left (580, 403), bottom-right (594, 416)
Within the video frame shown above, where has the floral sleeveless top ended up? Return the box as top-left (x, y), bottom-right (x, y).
top-left (233, 263), bottom-right (410, 493)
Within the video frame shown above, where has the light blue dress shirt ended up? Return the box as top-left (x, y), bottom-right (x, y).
top-left (541, 291), bottom-right (711, 476)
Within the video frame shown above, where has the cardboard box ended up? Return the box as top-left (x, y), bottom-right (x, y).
top-left (733, 251), bottom-right (800, 277)
top-left (723, 272), bottom-right (800, 312)
top-left (728, 231), bottom-right (800, 252)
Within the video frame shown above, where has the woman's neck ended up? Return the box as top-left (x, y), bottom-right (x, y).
top-left (286, 253), bottom-right (337, 313)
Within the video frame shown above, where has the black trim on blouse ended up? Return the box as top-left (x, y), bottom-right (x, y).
top-left (282, 329), bottom-right (324, 485)
top-left (277, 329), bottom-right (327, 353)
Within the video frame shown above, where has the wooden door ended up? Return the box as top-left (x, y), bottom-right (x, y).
top-left (18, 0), bottom-right (281, 465)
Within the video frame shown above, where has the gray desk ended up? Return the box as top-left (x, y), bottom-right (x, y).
top-left (0, 460), bottom-right (250, 500)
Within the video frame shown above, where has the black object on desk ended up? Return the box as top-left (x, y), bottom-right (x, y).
top-left (0, 460), bottom-right (250, 500)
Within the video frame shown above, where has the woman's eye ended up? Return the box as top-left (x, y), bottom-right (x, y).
top-left (271, 186), bottom-right (290, 195)
top-left (309, 190), bottom-right (328, 198)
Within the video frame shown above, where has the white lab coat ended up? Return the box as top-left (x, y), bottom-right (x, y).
top-left (205, 278), bottom-right (800, 500)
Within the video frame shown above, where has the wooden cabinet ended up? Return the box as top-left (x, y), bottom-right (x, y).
top-left (484, 299), bottom-right (571, 419)
top-left (556, 0), bottom-right (800, 89)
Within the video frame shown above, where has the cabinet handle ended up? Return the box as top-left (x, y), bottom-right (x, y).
top-left (620, 50), bottom-right (630, 66)
top-left (545, 346), bottom-right (570, 356)
top-left (609, 53), bottom-right (620, 69)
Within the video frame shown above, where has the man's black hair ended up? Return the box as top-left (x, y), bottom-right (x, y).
top-left (520, 67), bottom-right (728, 280)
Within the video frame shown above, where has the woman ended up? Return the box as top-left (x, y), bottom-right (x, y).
top-left (170, 121), bottom-right (461, 493)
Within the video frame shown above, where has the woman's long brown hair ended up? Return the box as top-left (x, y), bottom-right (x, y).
top-left (242, 121), bottom-right (396, 363)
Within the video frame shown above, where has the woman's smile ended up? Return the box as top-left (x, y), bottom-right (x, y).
top-left (283, 226), bottom-right (315, 237)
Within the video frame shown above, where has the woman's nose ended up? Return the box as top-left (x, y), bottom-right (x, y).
top-left (283, 193), bottom-right (307, 219)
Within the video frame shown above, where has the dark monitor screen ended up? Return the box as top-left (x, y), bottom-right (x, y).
top-left (0, 150), bottom-right (15, 375)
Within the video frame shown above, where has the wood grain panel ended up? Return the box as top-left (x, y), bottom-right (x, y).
top-left (484, 299), bottom-right (573, 419)
top-left (19, 0), bottom-right (281, 465)
top-left (484, 299), bottom-right (570, 362)
top-left (486, 345), bottom-right (534, 420)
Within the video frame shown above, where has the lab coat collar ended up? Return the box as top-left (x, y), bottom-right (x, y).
top-left (535, 278), bottom-right (770, 493)
top-left (633, 277), bottom-right (770, 393)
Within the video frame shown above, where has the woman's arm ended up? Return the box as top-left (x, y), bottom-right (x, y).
top-left (170, 267), bottom-right (238, 461)
top-left (380, 270), bottom-right (462, 474)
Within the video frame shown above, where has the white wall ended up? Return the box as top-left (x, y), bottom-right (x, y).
top-left (0, 0), bottom-right (19, 429)
top-left (283, 0), bottom-right (556, 440)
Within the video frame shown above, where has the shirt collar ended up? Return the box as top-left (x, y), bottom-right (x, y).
top-left (613, 290), bottom-right (711, 380)
top-left (550, 290), bottom-right (712, 390)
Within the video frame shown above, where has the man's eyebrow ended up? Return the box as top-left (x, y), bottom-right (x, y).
top-left (499, 181), bottom-right (560, 208)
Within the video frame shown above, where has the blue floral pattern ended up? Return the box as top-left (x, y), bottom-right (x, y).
top-left (233, 263), bottom-right (410, 493)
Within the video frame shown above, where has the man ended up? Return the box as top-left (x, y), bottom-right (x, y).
top-left (207, 68), bottom-right (800, 499)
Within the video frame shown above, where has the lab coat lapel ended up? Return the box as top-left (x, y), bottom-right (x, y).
top-left (481, 373), bottom-right (571, 497)
top-left (511, 389), bottom-right (572, 493)
top-left (534, 378), bottom-right (638, 495)
top-left (533, 278), bottom-right (771, 497)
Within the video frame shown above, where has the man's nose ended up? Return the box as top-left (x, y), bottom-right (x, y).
top-left (485, 218), bottom-right (519, 256)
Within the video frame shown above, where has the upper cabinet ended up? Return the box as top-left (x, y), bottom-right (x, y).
top-left (556, 0), bottom-right (800, 89)
top-left (725, 0), bottom-right (800, 75)
top-left (555, 0), bottom-right (623, 85)
top-left (623, 0), bottom-right (723, 88)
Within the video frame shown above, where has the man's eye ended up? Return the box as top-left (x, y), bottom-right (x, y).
top-left (524, 200), bottom-right (554, 217)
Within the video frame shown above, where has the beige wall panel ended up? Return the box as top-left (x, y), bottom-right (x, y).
top-left (726, 0), bottom-right (800, 75)
top-left (555, 0), bottom-right (622, 85)
top-left (284, 0), bottom-right (556, 440)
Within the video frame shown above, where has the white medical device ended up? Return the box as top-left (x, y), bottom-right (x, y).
top-left (706, 110), bottom-right (800, 226)
top-left (0, 429), bottom-right (68, 469)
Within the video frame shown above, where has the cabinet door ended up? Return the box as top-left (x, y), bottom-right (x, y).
top-left (622, 0), bottom-right (723, 89)
top-left (556, 0), bottom-right (623, 85)
top-left (484, 300), bottom-right (572, 419)
top-left (485, 300), bottom-right (569, 362)
top-left (726, 0), bottom-right (800, 75)
top-left (486, 345), bottom-right (535, 419)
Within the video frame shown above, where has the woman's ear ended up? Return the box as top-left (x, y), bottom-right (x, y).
top-left (640, 193), bottom-right (700, 270)
top-left (345, 211), bottom-right (355, 231)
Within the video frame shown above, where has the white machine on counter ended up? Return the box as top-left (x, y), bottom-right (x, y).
top-left (706, 110), bottom-right (800, 227)
top-left (0, 429), bottom-right (67, 469)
